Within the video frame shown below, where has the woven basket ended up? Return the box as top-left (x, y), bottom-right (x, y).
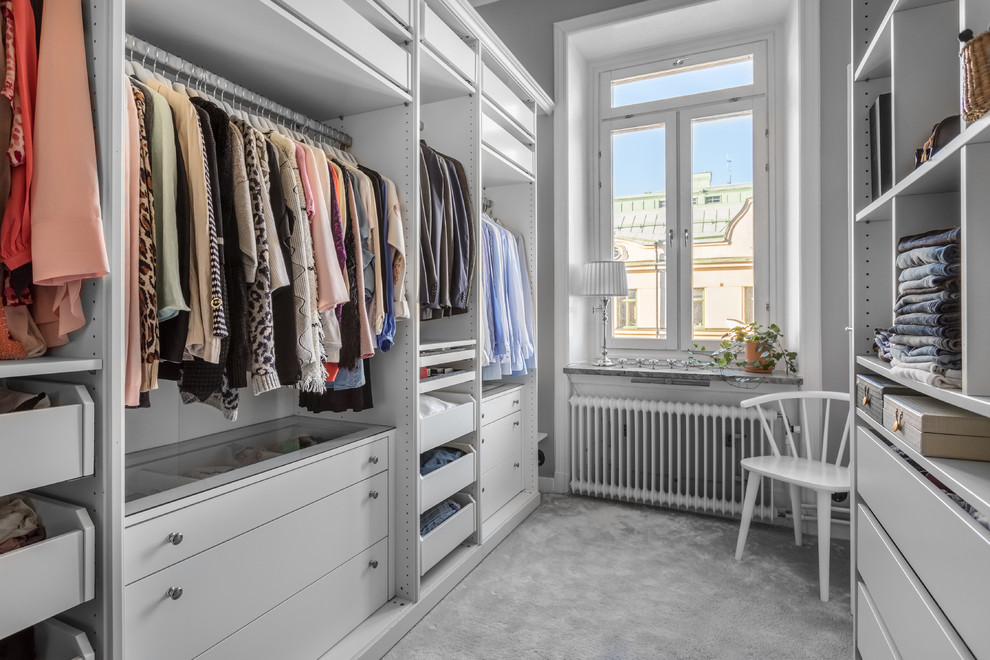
top-left (962, 30), bottom-right (990, 122)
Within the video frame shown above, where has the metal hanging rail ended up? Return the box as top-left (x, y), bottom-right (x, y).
top-left (124, 33), bottom-right (353, 149)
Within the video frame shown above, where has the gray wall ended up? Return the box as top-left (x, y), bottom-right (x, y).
top-left (478, 0), bottom-right (851, 476)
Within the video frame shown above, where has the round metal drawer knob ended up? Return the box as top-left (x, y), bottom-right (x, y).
top-left (166, 532), bottom-right (184, 546)
top-left (369, 490), bottom-right (380, 499)
top-left (166, 587), bottom-right (183, 601)
top-left (369, 560), bottom-right (379, 569)
top-left (369, 456), bottom-right (380, 465)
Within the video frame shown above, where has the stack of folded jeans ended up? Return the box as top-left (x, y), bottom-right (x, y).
top-left (888, 227), bottom-right (962, 389)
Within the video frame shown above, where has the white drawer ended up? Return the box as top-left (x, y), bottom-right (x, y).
top-left (422, 5), bottom-right (475, 83)
top-left (857, 503), bottom-right (971, 659)
top-left (857, 582), bottom-right (901, 660)
top-left (0, 496), bottom-right (95, 639)
top-left (480, 411), bottom-right (521, 474)
top-left (858, 427), bottom-right (990, 657)
top-left (482, 64), bottom-right (534, 135)
top-left (280, 0), bottom-right (410, 89)
top-left (421, 493), bottom-right (475, 575)
top-left (124, 472), bottom-right (388, 660)
top-left (480, 452), bottom-right (522, 521)
top-left (34, 618), bottom-right (96, 660)
top-left (420, 443), bottom-right (476, 513)
top-left (124, 435), bottom-right (388, 584)
top-left (197, 538), bottom-right (388, 660)
top-left (420, 392), bottom-right (475, 453)
top-left (482, 113), bottom-right (534, 175)
top-left (480, 386), bottom-right (522, 424)
top-left (0, 379), bottom-right (93, 497)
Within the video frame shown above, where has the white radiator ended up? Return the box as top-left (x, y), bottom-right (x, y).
top-left (569, 396), bottom-right (777, 521)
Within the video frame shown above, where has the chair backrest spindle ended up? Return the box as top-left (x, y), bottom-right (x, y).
top-left (741, 391), bottom-right (851, 468)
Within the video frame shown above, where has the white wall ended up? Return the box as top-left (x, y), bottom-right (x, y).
top-left (478, 0), bottom-right (851, 481)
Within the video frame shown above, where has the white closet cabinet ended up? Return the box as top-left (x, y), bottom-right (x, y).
top-left (0, 0), bottom-right (550, 657)
top-left (850, 1), bottom-right (990, 658)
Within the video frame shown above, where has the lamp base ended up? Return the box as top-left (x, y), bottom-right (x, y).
top-left (593, 356), bottom-right (615, 367)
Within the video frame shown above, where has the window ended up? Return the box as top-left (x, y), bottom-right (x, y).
top-left (617, 290), bottom-right (638, 329)
top-left (600, 41), bottom-right (769, 350)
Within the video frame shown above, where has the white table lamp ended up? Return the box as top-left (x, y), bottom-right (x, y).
top-left (580, 260), bottom-right (628, 366)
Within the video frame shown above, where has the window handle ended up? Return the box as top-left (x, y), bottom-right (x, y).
top-left (683, 229), bottom-right (690, 247)
top-left (668, 228), bottom-right (674, 246)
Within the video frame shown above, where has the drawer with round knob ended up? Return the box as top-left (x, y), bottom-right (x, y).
top-left (480, 411), bottom-right (522, 475)
top-left (480, 387), bottom-right (523, 425)
top-left (124, 435), bottom-right (388, 584)
top-left (123, 472), bottom-right (388, 660)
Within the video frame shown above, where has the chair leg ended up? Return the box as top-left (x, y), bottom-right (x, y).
top-left (735, 470), bottom-right (762, 561)
top-left (817, 491), bottom-right (832, 602)
top-left (789, 484), bottom-right (803, 547)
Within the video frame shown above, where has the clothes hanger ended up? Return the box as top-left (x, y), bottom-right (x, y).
top-left (152, 49), bottom-right (172, 88)
top-left (132, 49), bottom-right (155, 85)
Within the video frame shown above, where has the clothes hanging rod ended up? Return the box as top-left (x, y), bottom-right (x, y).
top-left (124, 34), bottom-right (353, 149)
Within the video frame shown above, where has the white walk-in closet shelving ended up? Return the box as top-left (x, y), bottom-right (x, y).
top-left (850, 1), bottom-right (990, 658)
top-left (0, 0), bottom-right (551, 657)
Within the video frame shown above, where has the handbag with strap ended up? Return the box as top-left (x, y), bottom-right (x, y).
top-left (914, 115), bottom-right (960, 168)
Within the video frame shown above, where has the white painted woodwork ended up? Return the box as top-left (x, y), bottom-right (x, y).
top-left (856, 582), bottom-right (902, 660)
top-left (0, 380), bottom-right (93, 497)
top-left (857, 504), bottom-right (972, 659)
top-left (479, 410), bottom-right (522, 474)
top-left (420, 493), bottom-right (476, 575)
top-left (0, 496), bottom-right (95, 639)
top-left (857, 427), bottom-right (990, 656)
top-left (480, 450), bottom-right (523, 521)
top-left (124, 473), bottom-right (389, 659)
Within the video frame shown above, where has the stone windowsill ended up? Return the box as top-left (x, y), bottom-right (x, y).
top-left (563, 362), bottom-right (804, 387)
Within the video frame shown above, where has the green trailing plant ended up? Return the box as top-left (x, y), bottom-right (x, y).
top-left (693, 322), bottom-right (798, 374)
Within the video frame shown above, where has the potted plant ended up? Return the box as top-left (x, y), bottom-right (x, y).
top-left (695, 322), bottom-right (798, 374)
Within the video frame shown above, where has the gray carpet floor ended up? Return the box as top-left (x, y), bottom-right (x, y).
top-left (384, 494), bottom-right (852, 660)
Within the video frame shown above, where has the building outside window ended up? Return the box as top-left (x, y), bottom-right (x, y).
top-left (599, 41), bottom-right (770, 349)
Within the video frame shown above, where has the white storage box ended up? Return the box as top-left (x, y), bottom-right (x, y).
top-left (420, 493), bottom-right (475, 575)
top-left (0, 379), bottom-right (93, 497)
top-left (422, 5), bottom-right (475, 83)
top-left (420, 392), bottom-right (475, 453)
top-left (420, 443), bottom-right (475, 512)
top-left (0, 495), bottom-right (95, 638)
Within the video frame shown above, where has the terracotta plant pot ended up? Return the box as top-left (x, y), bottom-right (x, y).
top-left (744, 341), bottom-right (773, 373)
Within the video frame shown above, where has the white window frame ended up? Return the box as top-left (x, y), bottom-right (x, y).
top-left (596, 39), bottom-right (771, 353)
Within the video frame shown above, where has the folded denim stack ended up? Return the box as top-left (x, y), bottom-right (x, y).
top-left (888, 227), bottom-right (962, 389)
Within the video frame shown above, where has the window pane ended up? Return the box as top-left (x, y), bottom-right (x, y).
top-left (612, 124), bottom-right (666, 339)
top-left (690, 112), bottom-right (754, 340)
top-left (612, 55), bottom-right (753, 108)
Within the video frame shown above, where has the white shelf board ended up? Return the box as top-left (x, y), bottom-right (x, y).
top-left (126, 0), bottom-right (411, 120)
top-left (420, 349), bottom-right (475, 367)
top-left (482, 96), bottom-right (534, 146)
top-left (857, 355), bottom-right (990, 417)
top-left (482, 143), bottom-right (534, 187)
top-left (858, 409), bottom-right (990, 518)
top-left (418, 370), bottom-right (474, 394)
top-left (419, 339), bottom-right (477, 352)
top-left (853, 0), bottom-right (957, 82)
top-left (855, 113), bottom-right (990, 222)
top-left (420, 44), bottom-right (475, 105)
top-left (0, 357), bottom-right (102, 379)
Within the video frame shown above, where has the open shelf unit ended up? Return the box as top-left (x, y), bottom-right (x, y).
top-left (850, 0), bottom-right (990, 657)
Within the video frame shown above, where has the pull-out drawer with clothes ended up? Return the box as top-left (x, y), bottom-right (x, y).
top-left (123, 472), bottom-right (389, 660)
top-left (419, 392), bottom-right (475, 453)
top-left (279, 0), bottom-right (411, 90)
top-left (857, 503), bottom-right (971, 659)
top-left (857, 427), bottom-right (990, 657)
top-left (0, 379), bottom-right (94, 497)
top-left (856, 582), bottom-right (899, 660)
top-left (197, 538), bottom-right (388, 659)
top-left (0, 495), bottom-right (95, 639)
top-left (420, 493), bottom-right (476, 575)
top-left (420, 443), bottom-right (476, 513)
top-left (124, 433), bottom-right (389, 583)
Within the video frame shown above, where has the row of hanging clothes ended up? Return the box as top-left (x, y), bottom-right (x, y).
top-left (480, 206), bottom-right (535, 380)
top-left (0, 0), bottom-right (109, 360)
top-left (419, 140), bottom-right (474, 320)
top-left (123, 41), bottom-right (408, 419)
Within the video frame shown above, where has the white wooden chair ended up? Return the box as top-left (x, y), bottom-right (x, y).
top-left (734, 390), bottom-right (851, 602)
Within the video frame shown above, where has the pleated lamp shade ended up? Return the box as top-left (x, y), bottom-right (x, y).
top-left (580, 260), bottom-right (628, 297)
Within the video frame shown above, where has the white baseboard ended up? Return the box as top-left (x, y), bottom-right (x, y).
top-left (538, 476), bottom-right (555, 493)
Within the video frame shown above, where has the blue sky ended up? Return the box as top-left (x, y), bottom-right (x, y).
top-left (611, 59), bottom-right (754, 197)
